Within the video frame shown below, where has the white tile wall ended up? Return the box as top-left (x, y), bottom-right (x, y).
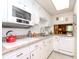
top-left (2, 24), bottom-right (42, 37)
top-left (2, 28), bottom-right (28, 37)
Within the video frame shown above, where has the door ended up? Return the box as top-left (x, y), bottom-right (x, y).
top-left (41, 40), bottom-right (49, 59)
top-left (23, 54), bottom-right (30, 59)
top-left (59, 37), bottom-right (74, 54)
top-left (7, 0), bottom-right (25, 23)
top-left (53, 36), bottom-right (60, 51)
top-left (47, 38), bottom-right (53, 54)
top-left (3, 51), bottom-right (25, 59)
top-left (31, 47), bottom-right (41, 59)
top-left (3, 46), bottom-right (30, 59)
top-left (2, 0), bottom-right (8, 22)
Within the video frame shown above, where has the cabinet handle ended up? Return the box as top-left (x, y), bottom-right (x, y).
top-left (44, 44), bottom-right (47, 46)
top-left (32, 54), bottom-right (34, 56)
top-left (26, 57), bottom-right (29, 59)
top-left (57, 39), bottom-right (59, 41)
top-left (35, 45), bottom-right (38, 47)
top-left (43, 41), bottom-right (45, 43)
top-left (16, 53), bottom-right (23, 57)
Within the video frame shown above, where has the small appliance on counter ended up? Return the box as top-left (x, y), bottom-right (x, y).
top-left (27, 31), bottom-right (32, 37)
top-left (6, 30), bottom-right (16, 43)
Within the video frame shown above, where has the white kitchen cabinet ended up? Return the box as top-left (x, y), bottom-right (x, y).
top-left (47, 38), bottom-right (53, 53)
top-left (46, 38), bottom-right (53, 56)
top-left (23, 0), bottom-right (33, 9)
top-left (31, 1), bottom-right (40, 25)
top-left (53, 36), bottom-right (60, 51)
top-left (23, 54), bottom-right (30, 59)
top-left (30, 42), bottom-right (43, 59)
top-left (53, 36), bottom-right (75, 56)
top-left (31, 47), bottom-right (41, 59)
top-left (41, 39), bottom-right (52, 59)
top-left (2, 0), bottom-right (33, 24)
top-left (41, 40), bottom-right (47, 59)
top-left (2, 0), bottom-right (24, 23)
top-left (59, 37), bottom-right (75, 55)
top-left (2, 0), bottom-right (8, 22)
top-left (7, 0), bottom-right (25, 23)
top-left (3, 46), bottom-right (30, 59)
top-left (30, 39), bottom-right (53, 59)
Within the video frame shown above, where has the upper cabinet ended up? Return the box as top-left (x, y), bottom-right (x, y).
top-left (2, 0), bottom-right (40, 26)
top-left (2, 0), bottom-right (8, 22)
top-left (7, 0), bottom-right (32, 23)
top-left (2, 0), bottom-right (50, 27)
top-left (31, 0), bottom-right (40, 25)
top-left (2, 0), bottom-right (34, 28)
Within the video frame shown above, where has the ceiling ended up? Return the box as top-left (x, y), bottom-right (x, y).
top-left (36, 0), bottom-right (76, 16)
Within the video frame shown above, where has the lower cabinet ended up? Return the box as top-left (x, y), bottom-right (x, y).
top-left (23, 54), bottom-right (30, 59)
top-left (30, 42), bottom-right (42, 59)
top-left (53, 36), bottom-right (60, 51)
top-left (47, 38), bottom-right (53, 54)
top-left (30, 47), bottom-right (42, 59)
top-left (41, 40), bottom-right (48, 59)
top-left (53, 36), bottom-right (75, 56)
top-left (58, 37), bottom-right (75, 55)
top-left (40, 39), bottom-right (53, 59)
top-left (3, 38), bottom-right (54, 59)
top-left (3, 46), bottom-right (30, 59)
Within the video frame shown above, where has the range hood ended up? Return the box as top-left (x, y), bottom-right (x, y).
top-left (2, 22), bottom-right (33, 28)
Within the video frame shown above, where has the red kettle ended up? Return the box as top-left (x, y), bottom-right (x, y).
top-left (6, 30), bottom-right (16, 43)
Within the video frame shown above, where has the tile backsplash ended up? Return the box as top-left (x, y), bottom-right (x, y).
top-left (2, 28), bottom-right (28, 37)
top-left (2, 25), bottom-right (41, 37)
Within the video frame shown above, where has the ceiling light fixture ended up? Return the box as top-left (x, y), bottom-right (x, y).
top-left (51, 0), bottom-right (69, 10)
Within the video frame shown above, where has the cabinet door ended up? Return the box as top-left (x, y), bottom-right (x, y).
top-left (23, 54), bottom-right (30, 59)
top-left (3, 51), bottom-right (24, 59)
top-left (59, 37), bottom-right (74, 54)
top-left (7, 0), bottom-right (25, 23)
top-left (3, 46), bottom-right (30, 59)
top-left (47, 38), bottom-right (53, 54)
top-left (53, 37), bottom-right (60, 51)
top-left (30, 41), bottom-right (43, 59)
top-left (41, 40), bottom-right (49, 59)
top-left (31, 1), bottom-right (39, 25)
top-left (2, 0), bottom-right (8, 22)
top-left (31, 47), bottom-right (41, 59)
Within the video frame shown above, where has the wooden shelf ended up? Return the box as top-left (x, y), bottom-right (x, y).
top-left (54, 24), bottom-right (73, 35)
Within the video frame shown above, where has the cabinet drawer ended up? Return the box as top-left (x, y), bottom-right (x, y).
top-left (3, 47), bottom-right (30, 59)
top-left (29, 42), bottom-right (42, 52)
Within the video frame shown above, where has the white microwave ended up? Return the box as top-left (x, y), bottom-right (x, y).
top-left (7, 0), bottom-right (31, 24)
top-left (12, 6), bottom-right (31, 24)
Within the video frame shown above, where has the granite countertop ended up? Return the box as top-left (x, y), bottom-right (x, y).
top-left (2, 35), bottom-right (74, 56)
top-left (2, 35), bottom-right (53, 55)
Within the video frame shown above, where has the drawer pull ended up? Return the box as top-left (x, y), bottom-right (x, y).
top-left (43, 41), bottom-right (45, 43)
top-left (26, 57), bottom-right (29, 59)
top-left (35, 45), bottom-right (38, 47)
top-left (32, 54), bottom-right (34, 56)
top-left (16, 53), bottom-right (23, 57)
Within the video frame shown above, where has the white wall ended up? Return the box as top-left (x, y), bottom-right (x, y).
top-left (73, 1), bottom-right (77, 15)
top-left (2, 0), bottom-right (51, 37)
top-left (52, 12), bottom-right (73, 24)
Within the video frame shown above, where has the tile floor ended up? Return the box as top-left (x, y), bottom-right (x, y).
top-left (48, 51), bottom-right (74, 59)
